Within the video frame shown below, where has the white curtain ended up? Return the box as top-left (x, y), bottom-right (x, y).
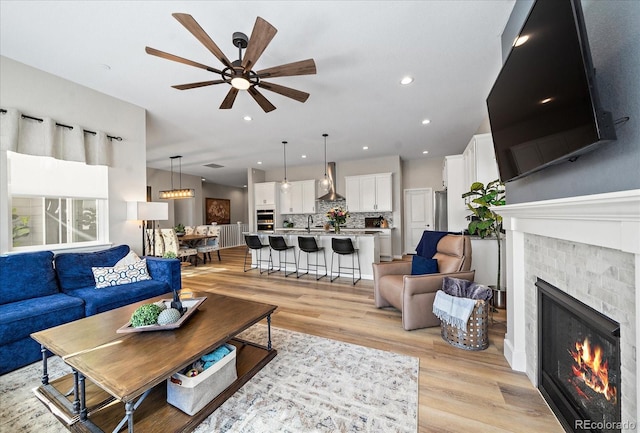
top-left (0, 108), bottom-right (113, 166)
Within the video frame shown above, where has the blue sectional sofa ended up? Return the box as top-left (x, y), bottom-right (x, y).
top-left (0, 245), bottom-right (181, 375)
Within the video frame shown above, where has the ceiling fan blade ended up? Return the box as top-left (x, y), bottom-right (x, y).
top-left (172, 13), bottom-right (234, 69)
top-left (241, 17), bottom-right (278, 71)
top-left (258, 81), bottom-right (310, 103)
top-left (145, 47), bottom-right (223, 74)
top-left (248, 87), bottom-right (276, 113)
top-left (172, 80), bottom-right (226, 90)
top-left (220, 88), bottom-right (240, 109)
top-left (256, 59), bottom-right (317, 79)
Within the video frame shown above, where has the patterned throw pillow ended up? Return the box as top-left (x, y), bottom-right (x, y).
top-left (92, 259), bottom-right (151, 289)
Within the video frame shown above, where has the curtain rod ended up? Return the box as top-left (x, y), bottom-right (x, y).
top-left (0, 108), bottom-right (123, 141)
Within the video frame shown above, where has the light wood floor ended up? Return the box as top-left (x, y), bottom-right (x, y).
top-left (181, 247), bottom-right (563, 433)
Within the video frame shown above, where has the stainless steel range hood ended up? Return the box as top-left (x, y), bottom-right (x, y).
top-left (317, 162), bottom-right (345, 201)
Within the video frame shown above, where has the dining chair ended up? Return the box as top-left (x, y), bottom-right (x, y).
top-left (160, 228), bottom-right (197, 265)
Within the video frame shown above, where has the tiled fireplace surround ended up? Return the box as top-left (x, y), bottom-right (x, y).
top-left (499, 189), bottom-right (639, 429)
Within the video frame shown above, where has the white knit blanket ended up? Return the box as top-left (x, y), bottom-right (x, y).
top-left (432, 290), bottom-right (477, 330)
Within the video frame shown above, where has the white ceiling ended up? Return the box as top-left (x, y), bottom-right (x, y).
top-left (0, 1), bottom-right (514, 187)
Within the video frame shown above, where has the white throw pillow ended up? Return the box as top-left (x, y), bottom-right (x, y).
top-left (115, 250), bottom-right (141, 266)
top-left (92, 258), bottom-right (151, 289)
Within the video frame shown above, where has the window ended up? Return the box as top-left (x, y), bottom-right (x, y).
top-left (12, 196), bottom-right (104, 248)
top-left (7, 151), bottom-right (108, 251)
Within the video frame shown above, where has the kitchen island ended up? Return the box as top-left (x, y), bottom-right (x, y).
top-left (245, 230), bottom-right (380, 280)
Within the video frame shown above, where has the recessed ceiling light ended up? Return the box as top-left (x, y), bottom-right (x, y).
top-left (243, 116), bottom-right (252, 121)
top-left (257, 161), bottom-right (262, 165)
top-left (422, 119), bottom-right (431, 125)
top-left (422, 150), bottom-right (429, 154)
top-left (513, 35), bottom-right (529, 47)
top-left (301, 154), bottom-right (307, 158)
top-left (243, 184), bottom-right (247, 188)
top-left (400, 76), bottom-right (413, 85)
top-left (201, 178), bottom-right (206, 182)
top-left (541, 97), bottom-right (553, 104)
top-left (363, 146), bottom-right (369, 150)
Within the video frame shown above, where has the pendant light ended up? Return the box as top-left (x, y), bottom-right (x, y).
top-left (159, 155), bottom-right (195, 199)
top-left (280, 141), bottom-right (291, 193)
top-left (319, 133), bottom-right (332, 193)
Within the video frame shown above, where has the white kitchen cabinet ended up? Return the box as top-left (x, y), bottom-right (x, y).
top-left (254, 182), bottom-right (277, 208)
top-left (470, 237), bottom-right (505, 288)
top-left (378, 229), bottom-right (392, 261)
top-left (463, 133), bottom-right (499, 197)
top-left (300, 179), bottom-right (317, 214)
top-left (444, 155), bottom-right (467, 233)
top-left (280, 179), bottom-right (317, 214)
top-left (345, 176), bottom-right (361, 211)
top-left (345, 173), bottom-right (392, 212)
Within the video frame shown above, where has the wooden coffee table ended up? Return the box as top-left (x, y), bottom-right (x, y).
top-left (31, 292), bottom-right (277, 433)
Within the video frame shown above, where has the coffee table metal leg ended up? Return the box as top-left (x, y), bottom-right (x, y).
top-left (267, 314), bottom-right (272, 351)
top-left (79, 373), bottom-right (87, 421)
top-left (40, 345), bottom-right (49, 385)
top-left (113, 389), bottom-right (152, 433)
top-left (70, 369), bottom-right (80, 414)
top-left (125, 401), bottom-right (134, 433)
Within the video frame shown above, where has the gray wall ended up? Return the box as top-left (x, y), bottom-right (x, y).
top-left (0, 56), bottom-right (147, 253)
top-left (146, 167), bottom-right (248, 228)
top-left (500, 1), bottom-right (640, 204)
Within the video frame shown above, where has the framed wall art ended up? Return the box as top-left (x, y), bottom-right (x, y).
top-left (206, 198), bottom-right (231, 224)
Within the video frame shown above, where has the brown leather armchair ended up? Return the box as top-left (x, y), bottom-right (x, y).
top-left (373, 234), bottom-right (475, 331)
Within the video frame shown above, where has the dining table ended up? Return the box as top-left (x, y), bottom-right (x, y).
top-left (178, 234), bottom-right (213, 248)
top-left (178, 234), bottom-right (220, 264)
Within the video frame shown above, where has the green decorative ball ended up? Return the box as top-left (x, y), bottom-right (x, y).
top-left (157, 308), bottom-right (182, 325)
top-left (130, 304), bottom-right (163, 327)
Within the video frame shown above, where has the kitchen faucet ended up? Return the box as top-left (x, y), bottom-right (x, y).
top-left (307, 215), bottom-right (313, 233)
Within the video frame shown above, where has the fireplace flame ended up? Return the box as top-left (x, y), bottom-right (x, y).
top-left (569, 338), bottom-right (617, 404)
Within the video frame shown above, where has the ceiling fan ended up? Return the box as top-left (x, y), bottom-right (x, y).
top-left (145, 13), bottom-right (316, 113)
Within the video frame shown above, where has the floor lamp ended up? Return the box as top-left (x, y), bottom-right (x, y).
top-left (127, 201), bottom-right (169, 256)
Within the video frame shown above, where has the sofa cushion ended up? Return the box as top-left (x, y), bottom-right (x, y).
top-left (55, 245), bottom-right (129, 292)
top-left (92, 258), bottom-right (152, 289)
top-left (68, 280), bottom-right (172, 316)
top-left (0, 293), bottom-right (85, 345)
top-left (0, 251), bottom-right (58, 305)
top-left (411, 256), bottom-right (438, 275)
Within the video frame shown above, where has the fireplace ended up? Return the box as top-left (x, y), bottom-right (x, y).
top-left (538, 278), bottom-right (622, 432)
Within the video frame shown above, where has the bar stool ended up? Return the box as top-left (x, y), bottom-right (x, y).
top-left (297, 236), bottom-right (327, 280)
top-left (268, 236), bottom-right (297, 277)
top-left (330, 237), bottom-right (361, 285)
top-left (244, 235), bottom-right (270, 273)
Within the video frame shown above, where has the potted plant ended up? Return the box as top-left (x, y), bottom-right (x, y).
top-left (462, 179), bottom-right (506, 306)
top-left (174, 223), bottom-right (186, 236)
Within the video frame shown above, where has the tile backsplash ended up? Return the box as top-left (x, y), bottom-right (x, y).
top-left (281, 200), bottom-right (392, 229)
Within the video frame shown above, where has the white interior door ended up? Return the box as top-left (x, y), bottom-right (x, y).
top-left (403, 188), bottom-right (433, 254)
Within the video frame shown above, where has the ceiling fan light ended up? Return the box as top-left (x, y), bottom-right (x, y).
top-left (231, 76), bottom-right (251, 90)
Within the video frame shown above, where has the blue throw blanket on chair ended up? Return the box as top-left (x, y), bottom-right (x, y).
top-left (415, 230), bottom-right (452, 258)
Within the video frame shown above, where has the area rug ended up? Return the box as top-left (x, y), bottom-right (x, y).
top-left (0, 325), bottom-right (418, 433)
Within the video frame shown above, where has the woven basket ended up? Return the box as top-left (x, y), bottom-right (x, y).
top-left (440, 299), bottom-right (489, 351)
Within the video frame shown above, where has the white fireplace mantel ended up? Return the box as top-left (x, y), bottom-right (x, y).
top-left (498, 189), bottom-right (640, 423)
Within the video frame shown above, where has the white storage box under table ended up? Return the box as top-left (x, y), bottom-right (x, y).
top-left (167, 343), bottom-right (237, 416)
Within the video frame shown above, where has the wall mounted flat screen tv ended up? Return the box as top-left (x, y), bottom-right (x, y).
top-left (487, 0), bottom-right (616, 182)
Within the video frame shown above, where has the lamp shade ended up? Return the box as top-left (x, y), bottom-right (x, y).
top-left (127, 201), bottom-right (168, 221)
